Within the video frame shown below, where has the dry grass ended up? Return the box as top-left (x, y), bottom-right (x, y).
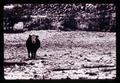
top-left (4, 30), bottom-right (116, 79)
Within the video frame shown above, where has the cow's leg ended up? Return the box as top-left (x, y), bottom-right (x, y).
top-left (33, 50), bottom-right (37, 59)
top-left (33, 52), bottom-right (36, 59)
top-left (31, 53), bottom-right (34, 59)
top-left (34, 49), bottom-right (38, 59)
top-left (28, 50), bottom-right (31, 59)
top-left (33, 53), bottom-right (36, 59)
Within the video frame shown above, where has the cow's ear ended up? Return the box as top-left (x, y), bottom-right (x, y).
top-left (29, 35), bottom-right (31, 37)
top-left (36, 35), bottom-right (39, 38)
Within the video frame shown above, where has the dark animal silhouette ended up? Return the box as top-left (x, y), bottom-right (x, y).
top-left (26, 35), bottom-right (40, 59)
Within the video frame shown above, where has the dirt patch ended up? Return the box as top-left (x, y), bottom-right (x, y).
top-left (4, 30), bottom-right (116, 79)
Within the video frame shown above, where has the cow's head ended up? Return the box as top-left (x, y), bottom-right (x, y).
top-left (29, 35), bottom-right (39, 44)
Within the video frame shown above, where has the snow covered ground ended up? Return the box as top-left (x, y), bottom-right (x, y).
top-left (4, 30), bottom-right (116, 80)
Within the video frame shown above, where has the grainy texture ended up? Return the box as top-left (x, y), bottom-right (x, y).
top-left (4, 30), bottom-right (116, 80)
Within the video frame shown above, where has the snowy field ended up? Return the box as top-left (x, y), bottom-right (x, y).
top-left (4, 30), bottom-right (116, 80)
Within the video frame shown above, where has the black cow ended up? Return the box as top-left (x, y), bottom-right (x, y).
top-left (26, 35), bottom-right (40, 59)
